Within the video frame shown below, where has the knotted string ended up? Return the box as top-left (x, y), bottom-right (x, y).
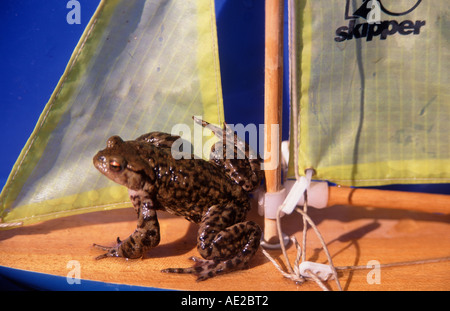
top-left (262, 189), bottom-right (343, 291)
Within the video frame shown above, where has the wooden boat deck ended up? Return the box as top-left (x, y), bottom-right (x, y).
top-left (0, 202), bottom-right (449, 291)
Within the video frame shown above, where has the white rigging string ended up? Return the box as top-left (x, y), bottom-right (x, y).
top-left (261, 0), bottom-right (450, 291)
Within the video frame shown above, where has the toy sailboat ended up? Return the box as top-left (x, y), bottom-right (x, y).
top-left (1, 0), bottom-right (449, 291)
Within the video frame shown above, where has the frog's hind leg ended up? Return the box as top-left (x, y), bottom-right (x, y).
top-left (192, 116), bottom-right (263, 192)
top-left (162, 222), bottom-right (261, 281)
top-left (162, 204), bottom-right (261, 281)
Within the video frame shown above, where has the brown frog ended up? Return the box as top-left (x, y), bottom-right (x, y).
top-left (92, 118), bottom-right (263, 281)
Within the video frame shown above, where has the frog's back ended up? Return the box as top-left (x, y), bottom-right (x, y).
top-left (154, 153), bottom-right (248, 218)
top-left (134, 131), bottom-right (257, 221)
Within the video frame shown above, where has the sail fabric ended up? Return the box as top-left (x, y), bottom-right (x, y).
top-left (289, 0), bottom-right (450, 186)
top-left (0, 0), bottom-right (224, 226)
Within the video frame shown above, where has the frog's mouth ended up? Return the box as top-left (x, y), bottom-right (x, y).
top-left (93, 153), bottom-right (107, 173)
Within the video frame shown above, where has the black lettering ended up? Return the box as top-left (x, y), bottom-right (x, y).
top-left (380, 20), bottom-right (399, 40)
top-left (367, 22), bottom-right (384, 41)
top-left (360, 23), bottom-right (369, 38)
top-left (335, 26), bottom-right (349, 42)
top-left (399, 20), bottom-right (415, 35)
top-left (413, 20), bottom-right (426, 34)
top-left (349, 20), bottom-right (363, 39)
top-left (334, 19), bottom-right (425, 42)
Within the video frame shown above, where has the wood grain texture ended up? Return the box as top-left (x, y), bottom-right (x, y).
top-left (328, 186), bottom-right (450, 214)
top-left (1, 200), bottom-right (449, 291)
top-left (264, 0), bottom-right (283, 194)
top-left (263, 0), bottom-right (284, 245)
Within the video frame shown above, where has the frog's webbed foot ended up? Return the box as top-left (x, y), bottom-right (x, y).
top-left (93, 237), bottom-right (122, 260)
top-left (93, 203), bottom-right (160, 260)
top-left (163, 214), bottom-right (261, 282)
top-left (162, 256), bottom-right (246, 282)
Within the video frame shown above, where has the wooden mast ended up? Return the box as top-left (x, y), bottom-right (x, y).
top-left (264, 0), bottom-right (284, 244)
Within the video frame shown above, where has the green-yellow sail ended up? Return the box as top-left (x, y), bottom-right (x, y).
top-left (289, 0), bottom-right (450, 186)
top-left (0, 0), bottom-right (224, 226)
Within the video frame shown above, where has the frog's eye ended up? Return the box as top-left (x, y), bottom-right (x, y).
top-left (109, 160), bottom-right (123, 172)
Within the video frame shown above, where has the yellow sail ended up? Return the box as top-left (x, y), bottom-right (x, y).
top-left (0, 0), bottom-right (224, 226)
top-left (290, 0), bottom-right (450, 186)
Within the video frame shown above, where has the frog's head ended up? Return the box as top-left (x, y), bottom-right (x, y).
top-left (93, 135), bottom-right (152, 190)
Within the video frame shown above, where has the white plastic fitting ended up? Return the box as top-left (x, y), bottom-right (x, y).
top-left (258, 170), bottom-right (329, 217)
top-left (260, 188), bottom-right (286, 219)
top-left (280, 169), bottom-right (314, 214)
top-left (283, 180), bottom-right (329, 211)
top-left (258, 188), bottom-right (290, 248)
top-left (299, 261), bottom-right (334, 281)
top-left (260, 232), bottom-right (290, 249)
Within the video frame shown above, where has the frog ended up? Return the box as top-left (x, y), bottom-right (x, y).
top-left (92, 117), bottom-right (264, 281)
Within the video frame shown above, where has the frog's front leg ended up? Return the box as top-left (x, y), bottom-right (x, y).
top-left (162, 203), bottom-right (261, 281)
top-left (94, 201), bottom-right (160, 259)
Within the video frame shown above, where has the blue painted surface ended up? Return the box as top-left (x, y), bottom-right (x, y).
top-left (0, 265), bottom-right (167, 291)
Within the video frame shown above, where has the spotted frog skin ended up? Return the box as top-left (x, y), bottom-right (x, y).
top-left (93, 119), bottom-right (263, 281)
